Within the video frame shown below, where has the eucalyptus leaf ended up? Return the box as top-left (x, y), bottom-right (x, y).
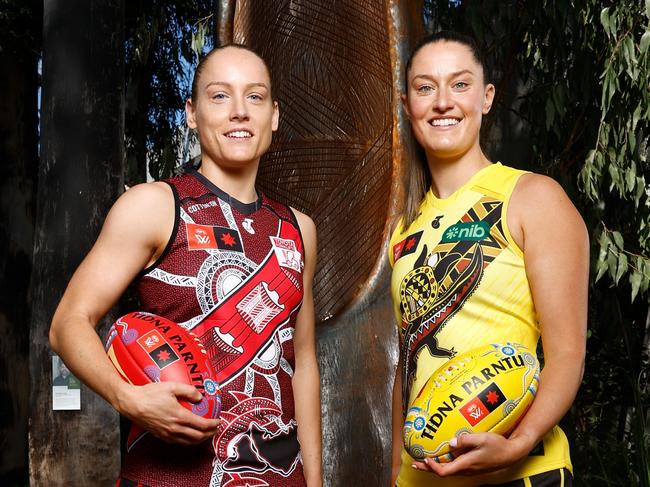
top-left (632, 104), bottom-right (642, 131)
top-left (630, 268), bottom-right (642, 301)
top-left (595, 254), bottom-right (609, 282)
top-left (612, 231), bottom-right (625, 250)
top-left (598, 228), bottom-right (610, 249)
top-left (642, 260), bottom-right (650, 293)
top-left (600, 7), bottom-right (611, 36)
top-left (610, 9), bottom-right (619, 37)
top-left (625, 36), bottom-right (636, 65)
top-left (607, 247), bottom-right (618, 279)
top-left (641, 31), bottom-right (650, 55)
top-left (615, 251), bottom-right (628, 284)
top-left (635, 177), bottom-right (645, 207)
top-left (628, 131), bottom-right (636, 156)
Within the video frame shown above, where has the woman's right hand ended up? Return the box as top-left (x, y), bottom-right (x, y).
top-left (115, 381), bottom-right (221, 444)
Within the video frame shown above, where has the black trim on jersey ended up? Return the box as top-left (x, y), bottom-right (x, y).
top-left (263, 201), bottom-right (304, 257)
top-left (178, 191), bottom-right (219, 207)
top-left (288, 206), bottom-right (306, 264)
top-left (260, 199), bottom-right (298, 227)
top-left (187, 166), bottom-right (263, 215)
top-left (486, 468), bottom-right (572, 487)
top-left (284, 208), bottom-right (306, 315)
top-left (138, 181), bottom-right (180, 277)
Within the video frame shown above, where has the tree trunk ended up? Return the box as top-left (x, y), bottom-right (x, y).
top-left (29, 1), bottom-right (125, 485)
top-left (0, 1), bottom-right (42, 484)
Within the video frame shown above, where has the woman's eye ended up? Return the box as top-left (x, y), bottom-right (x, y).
top-left (249, 91), bottom-right (270, 102)
top-left (211, 93), bottom-right (227, 100)
top-left (417, 85), bottom-right (433, 93)
top-left (454, 82), bottom-right (468, 89)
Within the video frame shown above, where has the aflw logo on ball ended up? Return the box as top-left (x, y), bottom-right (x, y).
top-left (130, 312), bottom-right (209, 395)
top-left (459, 383), bottom-right (506, 426)
top-left (137, 329), bottom-right (180, 369)
top-left (403, 343), bottom-right (539, 462)
top-left (417, 353), bottom-right (527, 440)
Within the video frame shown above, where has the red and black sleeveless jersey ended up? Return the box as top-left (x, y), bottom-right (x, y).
top-left (118, 167), bottom-right (307, 487)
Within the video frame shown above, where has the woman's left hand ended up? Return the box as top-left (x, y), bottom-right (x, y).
top-left (411, 432), bottom-right (531, 477)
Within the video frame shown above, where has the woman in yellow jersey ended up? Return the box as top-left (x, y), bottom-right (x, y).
top-left (390, 31), bottom-right (588, 487)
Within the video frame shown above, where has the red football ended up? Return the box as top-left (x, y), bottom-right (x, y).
top-left (105, 311), bottom-right (221, 423)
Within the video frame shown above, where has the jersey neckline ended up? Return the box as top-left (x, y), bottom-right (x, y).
top-left (186, 165), bottom-right (264, 216)
top-left (425, 162), bottom-right (501, 209)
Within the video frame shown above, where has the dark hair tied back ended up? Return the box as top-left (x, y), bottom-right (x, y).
top-left (405, 30), bottom-right (490, 84)
top-left (399, 31), bottom-right (490, 231)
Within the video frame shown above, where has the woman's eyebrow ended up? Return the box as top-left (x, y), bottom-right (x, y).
top-left (204, 81), bottom-right (269, 90)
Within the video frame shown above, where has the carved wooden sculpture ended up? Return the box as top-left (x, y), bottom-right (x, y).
top-left (216, 1), bottom-right (423, 484)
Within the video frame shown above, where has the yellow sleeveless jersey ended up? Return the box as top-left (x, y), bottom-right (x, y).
top-left (390, 163), bottom-right (572, 486)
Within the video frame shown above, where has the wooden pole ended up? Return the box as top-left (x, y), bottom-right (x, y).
top-left (0, 1), bottom-right (42, 483)
top-left (29, 0), bottom-right (125, 484)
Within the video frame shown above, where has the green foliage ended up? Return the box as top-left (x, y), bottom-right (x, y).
top-left (425, 0), bottom-right (650, 485)
top-left (578, 2), bottom-right (650, 303)
top-left (124, 0), bottom-right (213, 184)
top-left (190, 14), bottom-right (213, 60)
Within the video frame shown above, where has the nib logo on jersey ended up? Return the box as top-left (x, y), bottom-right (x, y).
top-left (441, 221), bottom-right (490, 243)
top-left (459, 382), bottom-right (506, 426)
top-left (137, 329), bottom-right (180, 369)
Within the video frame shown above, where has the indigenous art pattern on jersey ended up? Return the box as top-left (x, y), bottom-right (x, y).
top-left (391, 164), bottom-right (574, 487)
top-left (398, 197), bottom-right (509, 408)
top-left (119, 169), bottom-right (307, 487)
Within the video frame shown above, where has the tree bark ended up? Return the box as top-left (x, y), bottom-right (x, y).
top-left (29, 0), bottom-right (125, 485)
top-left (0, 1), bottom-right (42, 484)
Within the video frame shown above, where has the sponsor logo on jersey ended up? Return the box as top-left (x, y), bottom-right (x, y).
top-left (441, 221), bottom-right (490, 243)
top-left (460, 382), bottom-right (506, 426)
top-left (213, 226), bottom-right (244, 252)
top-left (186, 224), bottom-right (244, 252)
top-left (270, 236), bottom-right (302, 272)
top-left (242, 218), bottom-right (255, 234)
top-left (393, 230), bottom-right (423, 262)
top-left (187, 200), bottom-right (218, 214)
top-left (187, 223), bottom-right (218, 250)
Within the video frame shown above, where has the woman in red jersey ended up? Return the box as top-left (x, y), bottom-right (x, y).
top-left (50, 45), bottom-right (322, 487)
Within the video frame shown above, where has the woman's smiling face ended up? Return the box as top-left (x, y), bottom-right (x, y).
top-left (404, 40), bottom-right (494, 162)
top-left (186, 46), bottom-right (279, 169)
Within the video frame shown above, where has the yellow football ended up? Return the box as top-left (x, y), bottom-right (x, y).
top-left (403, 342), bottom-right (539, 463)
